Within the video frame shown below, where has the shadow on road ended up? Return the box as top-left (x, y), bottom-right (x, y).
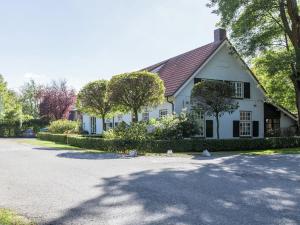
top-left (56, 152), bottom-right (127, 160)
top-left (44, 155), bottom-right (300, 225)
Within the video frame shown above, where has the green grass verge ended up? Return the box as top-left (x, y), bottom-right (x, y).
top-left (18, 139), bottom-right (82, 150)
top-left (19, 139), bottom-right (108, 153)
top-left (0, 208), bottom-right (34, 225)
top-left (144, 147), bottom-right (300, 157)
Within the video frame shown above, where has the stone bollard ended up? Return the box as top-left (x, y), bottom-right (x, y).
top-left (167, 150), bottom-right (173, 156)
top-left (129, 150), bottom-right (138, 157)
top-left (202, 149), bottom-right (211, 157)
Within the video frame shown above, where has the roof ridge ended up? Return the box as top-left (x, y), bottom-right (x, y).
top-left (144, 41), bottom-right (217, 72)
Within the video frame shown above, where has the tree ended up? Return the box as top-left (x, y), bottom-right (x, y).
top-left (0, 75), bottom-right (23, 134)
top-left (77, 80), bottom-right (112, 131)
top-left (39, 80), bottom-right (76, 121)
top-left (207, 0), bottom-right (300, 128)
top-left (191, 80), bottom-right (239, 139)
top-left (108, 71), bottom-right (165, 122)
top-left (20, 79), bottom-right (41, 119)
top-left (253, 53), bottom-right (296, 113)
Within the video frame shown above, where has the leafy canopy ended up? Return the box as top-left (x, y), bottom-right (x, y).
top-left (108, 71), bottom-right (165, 122)
top-left (20, 79), bottom-right (41, 119)
top-left (77, 80), bottom-right (112, 118)
top-left (192, 80), bottom-right (239, 139)
top-left (0, 75), bottom-right (23, 123)
top-left (192, 80), bottom-right (239, 117)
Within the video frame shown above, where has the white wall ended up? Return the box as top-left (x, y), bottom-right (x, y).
top-left (280, 112), bottom-right (296, 129)
top-left (174, 43), bottom-right (266, 139)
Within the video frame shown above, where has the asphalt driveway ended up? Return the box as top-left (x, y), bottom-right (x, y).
top-left (0, 139), bottom-right (300, 225)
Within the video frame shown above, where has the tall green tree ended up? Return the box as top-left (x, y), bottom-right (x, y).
top-left (207, 0), bottom-right (300, 127)
top-left (20, 79), bottom-right (41, 119)
top-left (108, 71), bottom-right (165, 123)
top-left (77, 80), bottom-right (112, 131)
top-left (0, 75), bottom-right (23, 124)
top-left (191, 80), bottom-right (239, 139)
top-left (253, 52), bottom-right (296, 113)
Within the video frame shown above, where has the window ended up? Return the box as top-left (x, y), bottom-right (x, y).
top-left (90, 117), bottom-right (96, 134)
top-left (159, 109), bottom-right (168, 118)
top-left (142, 112), bottom-right (149, 121)
top-left (240, 111), bottom-right (252, 136)
top-left (230, 81), bottom-right (243, 98)
top-left (106, 122), bottom-right (113, 130)
top-left (265, 118), bottom-right (280, 136)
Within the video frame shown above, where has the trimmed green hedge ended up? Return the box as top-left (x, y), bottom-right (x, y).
top-left (37, 132), bottom-right (300, 153)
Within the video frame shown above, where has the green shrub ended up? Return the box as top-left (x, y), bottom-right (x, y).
top-left (48, 119), bottom-right (80, 134)
top-left (103, 121), bottom-right (150, 141)
top-left (149, 113), bottom-right (200, 140)
top-left (37, 132), bottom-right (300, 153)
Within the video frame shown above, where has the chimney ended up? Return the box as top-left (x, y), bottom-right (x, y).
top-left (214, 28), bottom-right (227, 42)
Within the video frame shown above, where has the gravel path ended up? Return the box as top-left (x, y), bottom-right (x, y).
top-left (0, 138), bottom-right (300, 225)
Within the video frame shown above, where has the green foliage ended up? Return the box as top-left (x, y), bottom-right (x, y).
top-left (38, 132), bottom-right (300, 153)
top-left (77, 80), bottom-right (112, 131)
top-left (103, 121), bottom-right (149, 142)
top-left (19, 79), bottom-right (41, 119)
top-left (103, 113), bottom-right (200, 141)
top-left (149, 113), bottom-right (200, 140)
top-left (0, 119), bottom-right (49, 137)
top-left (48, 119), bottom-right (80, 134)
top-left (108, 71), bottom-right (165, 122)
top-left (207, 0), bottom-right (300, 124)
top-left (253, 52), bottom-right (297, 113)
top-left (207, 0), bottom-right (287, 56)
top-left (0, 75), bottom-right (23, 124)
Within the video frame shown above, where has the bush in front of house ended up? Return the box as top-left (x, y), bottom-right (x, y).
top-left (48, 119), bottom-right (80, 134)
top-left (102, 113), bottom-right (201, 141)
top-left (103, 121), bottom-right (150, 142)
top-left (37, 132), bottom-right (300, 153)
top-left (149, 113), bottom-right (200, 140)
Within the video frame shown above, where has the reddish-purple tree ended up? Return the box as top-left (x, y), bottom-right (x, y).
top-left (38, 80), bottom-right (76, 121)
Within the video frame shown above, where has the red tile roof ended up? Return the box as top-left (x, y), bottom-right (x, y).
top-left (144, 40), bottom-right (224, 96)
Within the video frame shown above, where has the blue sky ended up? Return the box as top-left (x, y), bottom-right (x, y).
top-left (0, 0), bottom-right (219, 91)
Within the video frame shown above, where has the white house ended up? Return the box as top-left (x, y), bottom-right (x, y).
top-left (82, 29), bottom-right (297, 139)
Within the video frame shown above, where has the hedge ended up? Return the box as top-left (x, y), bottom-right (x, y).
top-left (37, 132), bottom-right (300, 153)
top-left (0, 119), bottom-right (49, 137)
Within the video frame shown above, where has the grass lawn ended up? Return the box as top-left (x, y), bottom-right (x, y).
top-left (144, 148), bottom-right (300, 158)
top-left (18, 139), bottom-right (107, 153)
top-left (0, 208), bottom-right (34, 225)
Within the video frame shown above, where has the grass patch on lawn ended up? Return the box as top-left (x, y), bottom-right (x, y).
top-left (0, 208), bottom-right (34, 225)
top-left (19, 139), bottom-right (108, 153)
top-left (144, 147), bottom-right (300, 158)
top-left (19, 139), bottom-right (82, 150)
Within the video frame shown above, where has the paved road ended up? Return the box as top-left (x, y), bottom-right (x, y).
top-left (0, 139), bottom-right (300, 225)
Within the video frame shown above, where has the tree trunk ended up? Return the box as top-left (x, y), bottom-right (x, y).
top-left (132, 109), bottom-right (138, 123)
top-left (293, 50), bottom-right (300, 133)
top-left (102, 117), bottom-right (106, 132)
top-left (216, 114), bottom-right (220, 139)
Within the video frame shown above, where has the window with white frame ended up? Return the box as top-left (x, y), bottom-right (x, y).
top-left (142, 112), bottom-right (149, 121)
top-left (159, 109), bottom-right (168, 118)
top-left (90, 117), bottom-right (96, 134)
top-left (240, 111), bottom-right (252, 136)
top-left (230, 81), bottom-right (243, 98)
